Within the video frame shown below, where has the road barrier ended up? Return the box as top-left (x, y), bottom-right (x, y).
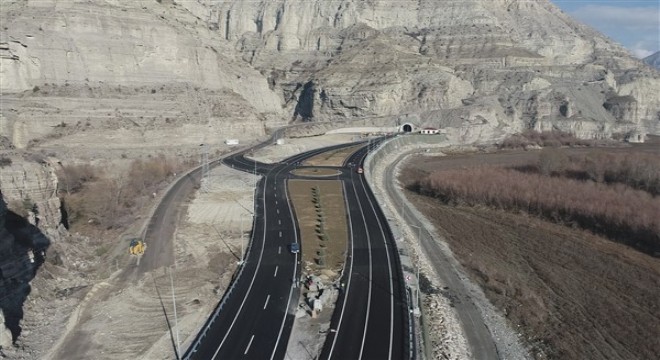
top-left (363, 134), bottom-right (448, 360)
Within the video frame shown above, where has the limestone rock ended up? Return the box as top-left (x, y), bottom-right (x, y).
top-left (0, 0), bottom-right (282, 150)
top-left (2, 0), bottom-right (659, 150)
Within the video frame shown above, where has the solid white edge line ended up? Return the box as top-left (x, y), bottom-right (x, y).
top-left (352, 166), bottom-right (374, 360)
top-left (359, 172), bottom-right (395, 360)
top-left (210, 170), bottom-right (269, 360)
top-left (269, 178), bottom-right (299, 360)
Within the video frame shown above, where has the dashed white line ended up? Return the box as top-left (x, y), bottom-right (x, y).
top-left (275, 200), bottom-right (278, 205)
top-left (263, 295), bottom-right (271, 309)
top-left (278, 246), bottom-right (282, 254)
top-left (244, 335), bottom-right (255, 355)
top-left (274, 266), bottom-right (279, 277)
top-left (279, 231), bottom-right (282, 238)
top-left (277, 209), bottom-right (280, 214)
top-left (278, 219), bottom-right (281, 225)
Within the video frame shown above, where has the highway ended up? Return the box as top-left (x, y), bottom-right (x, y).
top-left (183, 138), bottom-right (410, 360)
top-left (320, 141), bottom-right (410, 360)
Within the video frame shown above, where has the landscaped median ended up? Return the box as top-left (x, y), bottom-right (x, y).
top-left (287, 179), bottom-right (348, 281)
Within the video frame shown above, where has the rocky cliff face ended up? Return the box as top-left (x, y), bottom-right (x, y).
top-left (1, 0), bottom-right (658, 149)
top-left (189, 0), bottom-right (658, 140)
top-left (0, 0), bottom-right (283, 150)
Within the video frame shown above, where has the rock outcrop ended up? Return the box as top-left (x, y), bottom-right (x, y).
top-left (2, 0), bottom-right (659, 148)
top-left (191, 0), bottom-right (658, 141)
top-left (0, 0), bottom-right (283, 150)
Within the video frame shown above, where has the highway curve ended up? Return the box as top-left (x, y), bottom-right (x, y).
top-left (184, 138), bottom-right (410, 360)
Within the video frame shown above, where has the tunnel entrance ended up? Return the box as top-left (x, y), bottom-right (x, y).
top-left (401, 123), bottom-right (413, 132)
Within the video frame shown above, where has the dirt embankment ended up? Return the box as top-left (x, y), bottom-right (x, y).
top-left (402, 143), bottom-right (660, 359)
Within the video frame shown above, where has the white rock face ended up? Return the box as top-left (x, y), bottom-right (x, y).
top-left (0, 0), bottom-right (284, 150)
top-left (1, 0), bottom-right (658, 152)
top-left (185, 0), bottom-right (657, 138)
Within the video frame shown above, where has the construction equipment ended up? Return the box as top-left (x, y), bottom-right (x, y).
top-left (129, 238), bottom-right (147, 256)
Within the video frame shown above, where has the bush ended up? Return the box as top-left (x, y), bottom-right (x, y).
top-left (57, 164), bottom-right (98, 194)
top-left (499, 130), bottom-right (597, 149)
top-left (59, 155), bottom-right (188, 230)
top-left (415, 167), bottom-right (660, 255)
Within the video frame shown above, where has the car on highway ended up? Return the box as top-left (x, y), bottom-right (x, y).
top-left (289, 242), bottom-right (300, 254)
top-left (356, 167), bottom-right (363, 174)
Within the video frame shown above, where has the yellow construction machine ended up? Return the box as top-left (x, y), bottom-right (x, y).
top-left (129, 238), bottom-right (147, 256)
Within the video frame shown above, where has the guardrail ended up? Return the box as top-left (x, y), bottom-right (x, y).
top-left (362, 134), bottom-right (448, 360)
top-left (182, 181), bottom-right (260, 359)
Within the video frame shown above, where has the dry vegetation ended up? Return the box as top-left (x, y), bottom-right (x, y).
top-left (403, 141), bottom-right (660, 359)
top-left (413, 167), bottom-right (659, 255)
top-left (406, 197), bottom-right (660, 360)
top-left (498, 130), bottom-right (606, 149)
top-left (57, 154), bottom-right (191, 231)
top-left (528, 149), bottom-right (660, 195)
top-left (288, 180), bottom-right (347, 278)
top-left (411, 148), bottom-right (660, 256)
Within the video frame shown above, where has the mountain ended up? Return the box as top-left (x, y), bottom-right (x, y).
top-left (1, 0), bottom-right (659, 151)
top-left (643, 51), bottom-right (660, 69)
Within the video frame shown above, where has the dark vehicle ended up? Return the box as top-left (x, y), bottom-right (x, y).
top-left (289, 242), bottom-right (300, 254)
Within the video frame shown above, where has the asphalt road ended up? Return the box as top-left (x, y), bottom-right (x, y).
top-left (183, 144), bottom-right (358, 360)
top-left (383, 146), bottom-right (500, 360)
top-left (184, 139), bottom-right (410, 360)
top-left (319, 140), bottom-right (410, 360)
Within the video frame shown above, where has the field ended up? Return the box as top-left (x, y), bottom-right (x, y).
top-left (402, 138), bottom-right (660, 359)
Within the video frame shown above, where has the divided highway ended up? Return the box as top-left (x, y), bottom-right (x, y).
top-left (320, 141), bottom-right (410, 360)
top-left (183, 139), bottom-right (411, 360)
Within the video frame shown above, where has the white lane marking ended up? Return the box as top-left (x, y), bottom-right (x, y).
top-left (351, 171), bottom-right (374, 360)
top-left (244, 335), bottom-right (255, 355)
top-left (210, 170), bottom-right (270, 359)
top-left (277, 209), bottom-right (280, 214)
top-left (359, 173), bottom-right (395, 360)
top-left (269, 178), bottom-right (299, 360)
top-left (263, 295), bottom-right (271, 309)
top-left (276, 200), bottom-right (278, 205)
top-left (279, 231), bottom-right (282, 238)
top-left (327, 181), bottom-right (356, 359)
top-left (278, 246), bottom-right (282, 254)
top-left (278, 219), bottom-right (281, 225)
top-left (274, 266), bottom-right (279, 277)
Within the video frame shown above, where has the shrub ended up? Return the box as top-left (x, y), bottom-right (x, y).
top-left (499, 130), bottom-right (597, 149)
top-left (415, 167), bottom-right (660, 255)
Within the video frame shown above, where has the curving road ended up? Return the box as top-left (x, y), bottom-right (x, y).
top-left (183, 144), bottom-right (360, 360)
top-left (320, 140), bottom-right (410, 360)
top-left (183, 138), bottom-right (410, 360)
